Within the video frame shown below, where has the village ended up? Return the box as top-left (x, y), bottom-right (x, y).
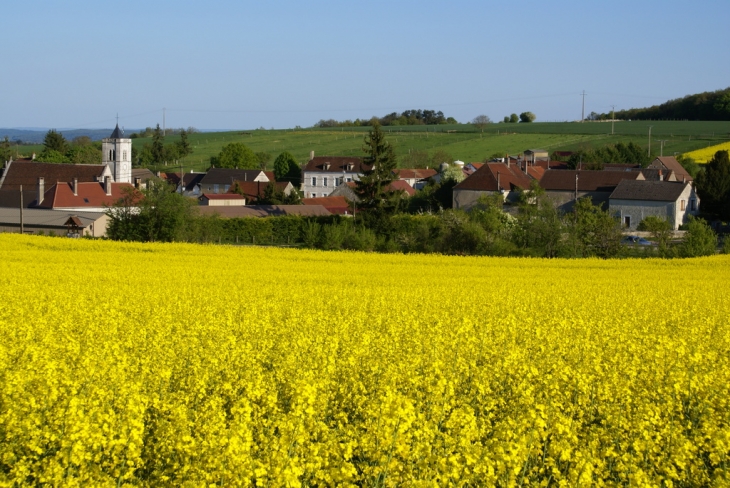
top-left (0, 125), bottom-right (700, 242)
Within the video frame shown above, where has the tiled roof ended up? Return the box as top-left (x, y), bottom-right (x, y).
top-left (199, 168), bottom-right (269, 186)
top-left (394, 168), bottom-right (438, 180)
top-left (540, 170), bottom-right (639, 192)
top-left (648, 157), bottom-right (693, 181)
top-left (302, 196), bottom-right (350, 214)
top-left (131, 168), bottom-right (156, 181)
top-left (35, 181), bottom-right (140, 209)
top-left (609, 180), bottom-right (690, 202)
top-left (526, 166), bottom-right (545, 180)
top-left (0, 161), bottom-right (106, 191)
top-left (196, 205), bottom-right (331, 218)
top-left (534, 160), bottom-right (570, 170)
top-left (304, 156), bottom-right (370, 173)
top-left (228, 181), bottom-right (291, 199)
top-left (201, 193), bottom-right (245, 200)
top-left (163, 172), bottom-right (206, 191)
top-left (388, 179), bottom-right (416, 196)
top-left (454, 162), bottom-right (532, 192)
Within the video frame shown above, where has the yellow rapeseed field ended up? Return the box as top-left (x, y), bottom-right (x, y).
top-left (683, 141), bottom-right (730, 163)
top-left (0, 234), bottom-right (729, 486)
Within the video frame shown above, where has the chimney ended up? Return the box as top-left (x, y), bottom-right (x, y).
top-left (73, 177), bottom-right (78, 196)
top-left (507, 159), bottom-right (511, 169)
top-left (32, 153), bottom-right (36, 161)
top-left (497, 171), bottom-right (501, 191)
top-left (658, 169), bottom-right (663, 180)
top-left (310, 150), bottom-right (315, 161)
top-left (104, 176), bottom-right (111, 196)
top-left (37, 177), bottom-right (44, 205)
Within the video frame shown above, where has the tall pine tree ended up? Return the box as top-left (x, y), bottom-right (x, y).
top-left (355, 122), bottom-right (398, 215)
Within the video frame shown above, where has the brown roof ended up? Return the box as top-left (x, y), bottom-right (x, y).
top-left (196, 205), bottom-right (331, 218)
top-left (540, 170), bottom-right (640, 192)
top-left (609, 180), bottom-right (690, 202)
top-left (302, 196), bottom-right (350, 214)
top-left (163, 172), bottom-right (207, 191)
top-left (388, 179), bottom-right (416, 196)
top-left (227, 181), bottom-right (291, 200)
top-left (200, 193), bottom-right (245, 200)
top-left (648, 157), bottom-right (693, 182)
top-left (0, 161), bottom-right (106, 191)
top-left (526, 166), bottom-right (545, 180)
top-left (199, 168), bottom-right (269, 186)
top-left (394, 168), bottom-right (438, 180)
top-left (534, 160), bottom-right (570, 170)
top-left (454, 162), bottom-right (532, 192)
top-left (36, 181), bottom-right (140, 209)
top-left (304, 156), bottom-right (370, 173)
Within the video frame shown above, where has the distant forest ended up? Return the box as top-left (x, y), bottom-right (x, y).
top-left (315, 109), bottom-right (458, 128)
top-left (594, 87), bottom-right (730, 121)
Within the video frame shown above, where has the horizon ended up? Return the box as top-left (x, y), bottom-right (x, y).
top-left (2, 0), bottom-right (728, 130)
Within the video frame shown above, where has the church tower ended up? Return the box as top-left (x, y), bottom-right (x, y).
top-left (102, 124), bottom-right (132, 184)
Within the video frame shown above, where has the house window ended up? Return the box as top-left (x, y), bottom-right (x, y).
top-left (213, 184), bottom-right (220, 193)
top-left (312, 177), bottom-right (317, 187)
top-left (680, 200), bottom-right (686, 211)
top-left (323, 177), bottom-right (328, 187)
top-left (224, 185), bottom-right (230, 193)
top-left (624, 215), bottom-right (631, 228)
top-left (690, 199), bottom-right (697, 211)
top-left (311, 193), bottom-right (317, 198)
top-left (346, 177), bottom-right (352, 183)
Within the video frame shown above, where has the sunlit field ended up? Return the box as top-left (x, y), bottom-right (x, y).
top-left (1, 235), bottom-right (729, 486)
top-left (683, 141), bottom-right (730, 163)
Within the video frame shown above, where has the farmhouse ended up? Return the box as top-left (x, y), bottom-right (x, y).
top-left (198, 168), bottom-right (272, 194)
top-left (647, 156), bottom-right (693, 182)
top-left (393, 168), bottom-right (437, 190)
top-left (0, 207), bottom-right (108, 237)
top-left (199, 193), bottom-right (247, 206)
top-left (301, 154), bottom-right (369, 198)
top-left (609, 180), bottom-right (699, 230)
top-left (34, 177), bottom-right (139, 212)
top-left (539, 170), bottom-right (642, 211)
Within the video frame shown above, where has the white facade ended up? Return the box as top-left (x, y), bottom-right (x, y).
top-left (102, 126), bottom-right (132, 184)
top-left (302, 171), bottom-right (360, 198)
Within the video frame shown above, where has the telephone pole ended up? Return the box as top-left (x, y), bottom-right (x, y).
top-left (647, 126), bottom-right (653, 157)
top-left (163, 108), bottom-right (166, 136)
top-left (581, 90), bottom-right (587, 122)
top-left (19, 185), bottom-right (23, 234)
top-left (658, 140), bottom-right (668, 157)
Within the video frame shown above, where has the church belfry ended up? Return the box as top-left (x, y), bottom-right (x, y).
top-left (102, 124), bottom-right (132, 184)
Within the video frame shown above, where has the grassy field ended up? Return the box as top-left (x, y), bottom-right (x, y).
top-left (8, 120), bottom-right (730, 173)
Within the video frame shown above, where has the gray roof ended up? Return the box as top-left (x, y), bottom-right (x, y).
top-left (609, 180), bottom-right (689, 202)
top-left (199, 168), bottom-right (270, 186)
top-left (109, 124), bottom-right (124, 139)
top-left (0, 207), bottom-right (106, 227)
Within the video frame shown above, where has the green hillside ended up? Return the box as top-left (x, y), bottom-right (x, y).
top-left (8, 120), bottom-right (730, 173)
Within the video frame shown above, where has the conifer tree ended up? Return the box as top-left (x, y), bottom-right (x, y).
top-left (355, 122), bottom-right (398, 214)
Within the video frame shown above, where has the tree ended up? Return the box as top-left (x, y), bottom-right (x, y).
top-left (43, 129), bottom-right (67, 153)
top-left (255, 152), bottom-right (272, 170)
top-left (568, 197), bottom-right (622, 258)
top-left (273, 151), bottom-right (301, 185)
top-left (638, 215), bottom-right (672, 251)
top-left (509, 114), bottom-right (519, 123)
top-left (471, 115), bottom-right (492, 133)
top-left (695, 150), bottom-right (730, 220)
top-left (213, 142), bottom-right (258, 169)
top-left (67, 144), bottom-right (102, 165)
top-left (503, 116), bottom-right (510, 123)
top-left (678, 216), bottom-right (717, 257)
top-left (0, 136), bottom-right (12, 162)
top-left (519, 112), bottom-right (536, 123)
top-left (514, 181), bottom-right (564, 257)
top-left (151, 124), bottom-right (165, 164)
top-left (176, 129), bottom-right (193, 159)
top-left (354, 122), bottom-right (399, 216)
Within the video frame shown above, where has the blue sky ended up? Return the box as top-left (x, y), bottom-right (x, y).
top-left (2, 0), bottom-right (728, 130)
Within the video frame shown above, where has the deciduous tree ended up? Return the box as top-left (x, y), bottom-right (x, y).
top-left (212, 142), bottom-right (258, 169)
top-left (471, 115), bottom-right (492, 132)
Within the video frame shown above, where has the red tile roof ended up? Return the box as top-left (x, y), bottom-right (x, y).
top-left (302, 196), bottom-right (350, 214)
top-left (201, 193), bottom-right (245, 200)
top-left (388, 179), bottom-right (416, 196)
top-left (649, 157), bottom-right (692, 182)
top-left (36, 181), bottom-right (139, 209)
top-left (454, 162), bottom-right (532, 192)
top-left (227, 181), bottom-right (290, 200)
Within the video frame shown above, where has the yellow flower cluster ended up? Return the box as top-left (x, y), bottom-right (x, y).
top-left (683, 141), bottom-right (730, 163)
top-left (0, 235), bottom-right (729, 486)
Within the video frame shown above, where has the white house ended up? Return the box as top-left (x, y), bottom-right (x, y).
top-left (609, 180), bottom-right (699, 230)
top-left (301, 154), bottom-right (369, 198)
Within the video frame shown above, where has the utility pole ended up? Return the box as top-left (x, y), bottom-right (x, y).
top-left (647, 126), bottom-right (653, 157)
top-left (19, 185), bottom-right (23, 234)
top-left (163, 108), bottom-right (166, 136)
top-left (611, 105), bottom-right (616, 135)
top-left (658, 140), bottom-right (668, 157)
top-left (581, 90), bottom-right (586, 123)
top-left (179, 160), bottom-right (184, 193)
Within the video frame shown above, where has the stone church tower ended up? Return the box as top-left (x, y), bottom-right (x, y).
top-left (102, 124), bottom-right (132, 184)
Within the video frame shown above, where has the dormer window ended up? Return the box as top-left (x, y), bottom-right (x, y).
top-left (347, 163), bottom-right (354, 172)
top-left (324, 162), bottom-right (331, 170)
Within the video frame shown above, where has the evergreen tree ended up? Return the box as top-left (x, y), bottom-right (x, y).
top-left (273, 151), bottom-right (301, 185)
top-left (354, 122), bottom-right (398, 215)
top-left (176, 129), bottom-right (192, 159)
top-left (0, 136), bottom-right (12, 162)
top-left (695, 150), bottom-right (730, 220)
top-left (43, 129), bottom-right (67, 153)
top-left (151, 124), bottom-right (165, 164)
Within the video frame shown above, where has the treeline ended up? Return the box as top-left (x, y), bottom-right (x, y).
top-left (106, 180), bottom-right (722, 259)
top-left (315, 109), bottom-right (458, 128)
top-left (7, 130), bottom-right (103, 165)
top-left (595, 87), bottom-right (730, 121)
